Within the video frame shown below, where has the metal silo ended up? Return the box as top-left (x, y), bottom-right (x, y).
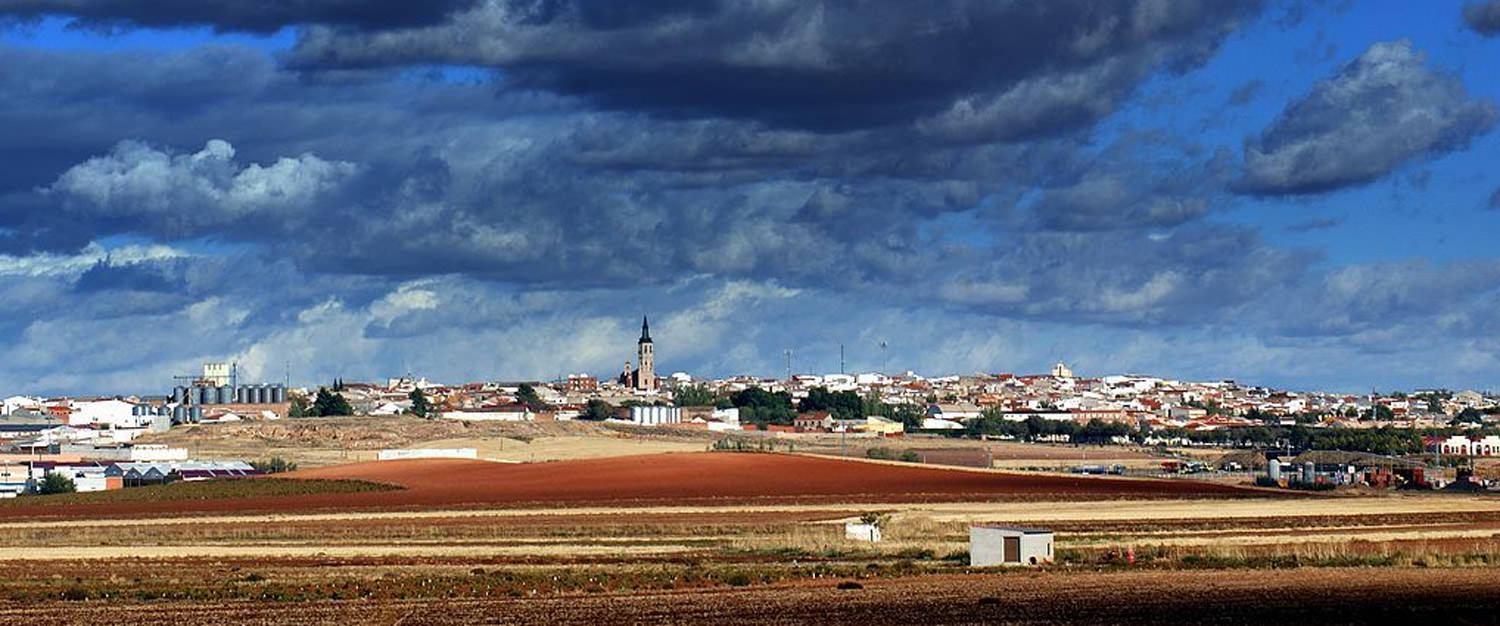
top-left (207, 386), bottom-right (221, 404)
top-left (190, 406), bottom-right (203, 422)
top-left (1267, 459), bottom-right (1281, 482)
top-left (219, 386), bottom-right (233, 405)
top-left (173, 405), bottom-right (187, 423)
top-left (172, 386), bottom-right (185, 403)
top-left (271, 385), bottom-right (286, 404)
top-left (258, 385), bottom-right (271, 404)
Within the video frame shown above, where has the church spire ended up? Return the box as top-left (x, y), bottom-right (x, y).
top-left (639, 315), bottom-right (652, 344)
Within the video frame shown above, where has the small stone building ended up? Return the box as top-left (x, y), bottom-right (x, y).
top-left (969, 525), bottom-right (1054, 566)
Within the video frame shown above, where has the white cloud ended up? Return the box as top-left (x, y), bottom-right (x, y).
top-left (44, 139), bottom-right (360, 234)
top-left (0, 242), bottom-right (188, 278)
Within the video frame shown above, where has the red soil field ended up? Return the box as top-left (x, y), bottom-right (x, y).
top-left (0, 452), bottom-right (1266, 520)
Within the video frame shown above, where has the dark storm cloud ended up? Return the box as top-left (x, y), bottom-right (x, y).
top-left (1236, 39), bottom-right (1497, 196)
top-left (0, 0), bottom-right (480, 33)
top-left (1029, 135), bottom-right (1232, 232)
top-left (935, 223), bottom-right (1312, 325)
top-left (1464, 0), bottom-right (1500, 36)
top-left (1273, 259), bottom-right (1500, 338)
top-left (0, 3), bottom-right (1326, 336)
top-left (289, 0), bottom-right (1263, 134)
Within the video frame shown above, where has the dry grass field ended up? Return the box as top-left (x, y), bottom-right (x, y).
top-left (132, 416), bottom-right (713, 468)
top-left (0, 451), bottom-right (1496, 624)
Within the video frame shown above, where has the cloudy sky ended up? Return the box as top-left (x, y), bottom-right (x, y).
top-left (2, 1), bottom-right (1499, 395)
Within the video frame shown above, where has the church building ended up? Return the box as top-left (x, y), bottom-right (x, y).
top-left (620, 316), bottom-right (657, 392)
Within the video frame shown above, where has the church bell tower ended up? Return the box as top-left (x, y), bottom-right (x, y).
top-left (636, 316), bottom-right (656, 392)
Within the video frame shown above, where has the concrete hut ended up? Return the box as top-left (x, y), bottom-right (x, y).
top-left (969, 525), bottom-right (1054, 566)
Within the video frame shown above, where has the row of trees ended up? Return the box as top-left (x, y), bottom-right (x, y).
top-left (961, 407), bottom-right (1499, 455)
top-left (667, 385), bottom-right (922, 428)
top-left (966, 411), bottom-right (1133, 444)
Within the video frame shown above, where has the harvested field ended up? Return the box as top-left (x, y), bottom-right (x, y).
top-left (6, 567), bottom-right (1498, 625)
top-left (135, 416), bottom-right (713, 468)
top-left (289, 452), bottom-right (1263, 505)
top-left (983, 442), bottom-right (1157, 461)
top-left (0, 453), bottom-right (1265, 520)
top-left (0, 479), bottom-right (396, 510)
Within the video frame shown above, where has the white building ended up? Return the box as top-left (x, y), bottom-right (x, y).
top-left (378, 448), bottom-right (478, 461)
top-left (970, 526), bottom-right (1054, 567)
top-left (2, 396), bottom-right (43, 416)
top-left (629, 405), bottom-right (681, 425)
top-left (442, 407), bottom-right (533, 421)
top-left (68, 399), bottom-right (151, 429)
top-left (202, 362), bottom-right (231, 386)
top-left (1427, 435), bottom-right (1500, 457)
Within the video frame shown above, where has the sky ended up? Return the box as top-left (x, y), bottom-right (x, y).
top-left (1, 1), bottom-right (1499, 396)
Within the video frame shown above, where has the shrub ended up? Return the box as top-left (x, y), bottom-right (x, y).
top-left (37, 473), bottom-right (76, 495)
top-left (1253, 476), bottom-right (1280, 488)
top-left (721, 572), bottom-right (752, 587)
top-left (251, 457), bottom-right (299, 474)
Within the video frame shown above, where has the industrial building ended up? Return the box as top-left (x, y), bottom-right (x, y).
top-left (628, 405), bottom-right (681, 425)
top-left (969, 525), bottom-right (1054, 566)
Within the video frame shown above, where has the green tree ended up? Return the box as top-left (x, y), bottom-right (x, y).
top-left (515, 383), bottom-right (549, 410)
top-left (798, 386), bottom-right (863, 420)
top-left (1454, 407), bottom-right (1484, 424)
top-left (407, 388), bottom-right (432, 418)
top-left (966, 407), bottom-right (1028, 439)
top-left (731, 386), bottom-right (795, 425)
top-left (312, 387), bottom-right (353, 417)
top-left (288, 393), bottom-right (310, 418)
top-left (580, 399), bottom-right (616, 421)
top-left (885, 403), bottom-right (927, 430)
top-left (672, 383), bottom-right (716, 407)
top-left (251, 457), bottom-right (299, 474)
top-left (37, 473), bottom-right (75, 495)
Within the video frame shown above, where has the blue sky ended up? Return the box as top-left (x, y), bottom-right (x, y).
top-left (1, 1), bottom-right (1498, 396)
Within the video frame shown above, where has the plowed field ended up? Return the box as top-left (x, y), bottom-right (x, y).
top-left (7, 567), bottom-right (1496, 626)
top-left (0, 452), bottom-right (1267, 520)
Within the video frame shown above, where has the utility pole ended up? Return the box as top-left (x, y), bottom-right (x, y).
top-left (840, 344), bottom-right (845, 375)
top-left (784, 349), bottom-right (793, 381)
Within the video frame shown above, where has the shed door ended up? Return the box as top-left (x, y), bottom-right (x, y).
top-left (1003, 536), bottom-right (1021, 563)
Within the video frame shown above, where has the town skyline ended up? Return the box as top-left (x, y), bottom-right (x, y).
top-left (2, 3), bottom-right (1500, 396)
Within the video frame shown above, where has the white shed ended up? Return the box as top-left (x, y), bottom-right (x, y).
top-left (969, 525), bottom-right (1054, 567)
top-left (844, 522), bottom-right (882, 542)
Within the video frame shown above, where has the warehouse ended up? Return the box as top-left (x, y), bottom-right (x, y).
top-left (970, 525), bottom-right (1054, 566)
